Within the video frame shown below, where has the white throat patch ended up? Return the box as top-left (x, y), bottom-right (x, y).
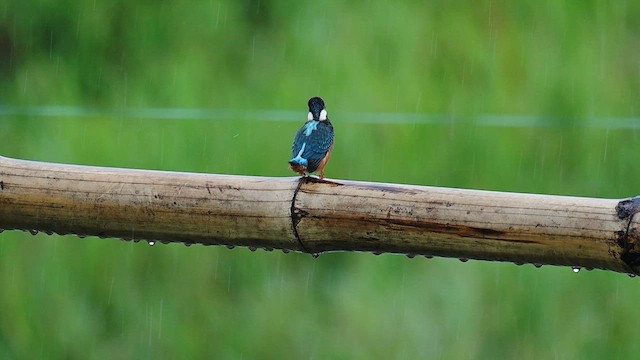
top-left (308, 109), bottom-right (328, 121)
top-left (319, 109), bottom-right (328, 121)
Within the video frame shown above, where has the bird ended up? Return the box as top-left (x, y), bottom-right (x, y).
top-left (289, 97), bottom-right (335, 180)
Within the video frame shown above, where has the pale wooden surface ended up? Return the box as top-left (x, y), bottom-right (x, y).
top-left (0, 156), bottom-right (300, 249)
top-left (0, 155), bottom-right (636, 275)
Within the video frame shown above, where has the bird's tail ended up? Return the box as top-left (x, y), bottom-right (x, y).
top-left (289, 156), bottom-right (308, 167)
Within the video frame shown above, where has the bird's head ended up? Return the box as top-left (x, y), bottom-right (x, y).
top-left (307, 97), bottom-right (327, 121)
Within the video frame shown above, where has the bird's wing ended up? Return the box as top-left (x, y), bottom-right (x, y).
top-left (291, 126), bottom-right (309, 157)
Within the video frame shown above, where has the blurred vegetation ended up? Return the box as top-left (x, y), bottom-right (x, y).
top-left (1, 1), bottom-right (640, 358)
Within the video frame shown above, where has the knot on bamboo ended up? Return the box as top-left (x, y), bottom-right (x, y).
top-left (616, 197), bottom-right (640, 219)
top-left (616, 196), bottom-right (640, 273)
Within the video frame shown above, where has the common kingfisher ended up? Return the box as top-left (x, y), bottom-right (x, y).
top-left (289, 97), bottom-right (335, 179)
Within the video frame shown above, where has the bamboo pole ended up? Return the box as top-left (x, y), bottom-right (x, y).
top-left (0, 155), bottom-right (638, 275)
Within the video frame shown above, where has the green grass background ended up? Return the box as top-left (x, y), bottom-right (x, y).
top-left (1, 1), bottom-right (640, 358)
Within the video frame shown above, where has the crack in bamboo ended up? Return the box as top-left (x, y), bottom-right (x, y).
top-left (290, 176), bottom-right (309, 253)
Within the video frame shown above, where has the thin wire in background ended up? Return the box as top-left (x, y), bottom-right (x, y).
top-left (0, 105), bottom-right (639, 129)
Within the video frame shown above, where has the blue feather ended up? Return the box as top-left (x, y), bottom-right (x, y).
top-left (289, 142), bottom-right (308, 167)
top-left (303, 121), bottom-right (318, 136)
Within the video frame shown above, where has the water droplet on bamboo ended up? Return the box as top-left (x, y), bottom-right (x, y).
top-left (572, 266), bottom-right (581, 273)
top-left (148, 241), bottom-right (155, 246)
top-left (459, 258), bottom-right (469, 263)
top-left (29, 229), bottom-right (38, 235)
